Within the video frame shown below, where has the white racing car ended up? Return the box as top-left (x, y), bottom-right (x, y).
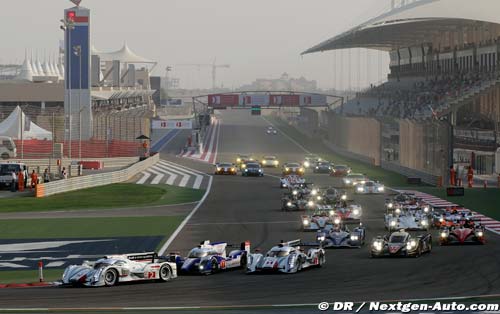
top-left (385, 206), bottom-right (431, 231)
top-left (246, 240), bottom-right (325, 274)
top-left (279, 175), bottom-right (305, 189)
top-left (355, 181), bottom-right (385, 194)
top-left (301, 205), bottom-right (339, 231)
top-left (62, 252), bottom-right (177, 287)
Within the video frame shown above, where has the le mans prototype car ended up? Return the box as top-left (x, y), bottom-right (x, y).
top-left (439, 221), bottom-right (486, 245)
top-left (279, 175), bottom-right (306, 189)
top-left (261, 155), bottom-right (279, 167)
top-left (303, 154), bottom-right (322, 169)
top-left (313, 161), bottom-right (332, 174)
top-left (62, 252), bottom-right (177, 287)
top-left (385, 206), bottom-right (431, 231)
top-left (246, 240), bottom-right (325, 274)
top-left (172, 240), bottom-right (250, 274)
top-left (343, 173), bottom-right (368, 187)
top-left (301, 205), bottom-right (339, 231)
top-left (371, 230), bottom-right (432, 258)
top-left (316, 223), bottom-right (365, 248)
top-left (330, 164), bottom-right (351, 177)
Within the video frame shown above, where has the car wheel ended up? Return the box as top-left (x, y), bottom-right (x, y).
top-left (210, 259), bottom-right (219, 274)
top-left (318, 253), bottom-right (325, 267)
top-left (415, 247), bottom-right (422, 258)
top-left (159, 265), bottom-right (172, 282)
top-left (104, 269), bottom-right (118, 286)
top-left (240, 254), bottom-right (247, 268)
top-left (296, 258), bottom-right (303, 272)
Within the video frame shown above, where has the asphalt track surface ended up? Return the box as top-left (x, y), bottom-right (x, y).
top-left (1, 110), bottom-right (500, 313)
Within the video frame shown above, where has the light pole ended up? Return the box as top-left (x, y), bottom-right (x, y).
top-left (165, 66), bottom-right (172, 106)
top-left (60, 18), bottom-right (75, 159)
top-left (73, 45), bottom-right (82, 160)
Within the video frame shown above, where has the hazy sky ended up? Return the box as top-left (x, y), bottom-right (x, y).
top-left (0, 0), bottom-right (392, 90)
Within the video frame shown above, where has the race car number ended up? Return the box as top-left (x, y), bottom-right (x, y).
top-left (146, 271), bottom-right (156, 279)
top-left (220, 260), bottom-right (226, 269)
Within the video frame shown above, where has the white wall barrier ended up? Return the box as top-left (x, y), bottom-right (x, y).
top-left (36, 154), bottom-right (159, 198)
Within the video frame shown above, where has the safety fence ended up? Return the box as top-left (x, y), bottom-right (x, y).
top-left (35, 153), bottom-right (159, 198)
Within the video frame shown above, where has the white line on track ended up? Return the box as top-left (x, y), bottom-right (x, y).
top-left (186, 221), bottom-right (298, 226)
top-left (262, 116), bottom-right (311, 154)
top-left (158, 175), bottom-right (213, 255)
top-left (159, 160), bottom-right (206, 189)
top-left (136, 171), bottom-right (151, 184)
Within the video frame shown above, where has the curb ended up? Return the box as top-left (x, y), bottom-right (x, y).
top-left (0, 282), bottom-right (55, 289)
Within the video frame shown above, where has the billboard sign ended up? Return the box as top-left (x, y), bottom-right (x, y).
top-left (152, 119), bottom-right (193, 130)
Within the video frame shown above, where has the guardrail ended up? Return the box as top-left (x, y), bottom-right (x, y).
top-left (9, 157), bottom-right (139, 171)
top-left (322, 140), bottom-right (376, 166)
top-left (35, 154), bottom-right (159, 198)
top-left (381, 160), bottom-right (439, 186)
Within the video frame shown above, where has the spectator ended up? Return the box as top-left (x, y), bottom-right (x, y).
top-left (61, 167), bottom-right (68, 179)
top-left (43, 168), bottom-right (50, 183)
top-left (10, 171), bottom-right (16, 192)
top-left (30, 170), bottom-right (38, 190)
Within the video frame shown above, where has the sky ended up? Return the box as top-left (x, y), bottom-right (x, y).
top-left (0, 0), bottom-right (392, 90)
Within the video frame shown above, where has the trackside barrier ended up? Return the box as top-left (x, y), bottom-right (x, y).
top-left (380, 161), bottom-right (439, 186)
top-left (322, 140), bottom-right (376, 166)
top-left (35, 154), bottom-right (160, 198)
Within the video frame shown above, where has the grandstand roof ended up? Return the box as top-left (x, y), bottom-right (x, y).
top-left (97, 43), bottom-right (156, 64)
top-left (303, 0), bottom-right (500, 53)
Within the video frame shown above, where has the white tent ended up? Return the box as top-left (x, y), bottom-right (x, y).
top-left (0, 106), bottom-right (52, 140)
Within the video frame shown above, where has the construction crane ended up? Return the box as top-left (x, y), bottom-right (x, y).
top-left (177, 58), bottom-right (230, 90)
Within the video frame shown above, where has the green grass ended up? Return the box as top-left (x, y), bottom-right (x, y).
top-left (269, 117), bottom-right (411, 187)
top-left (0, 183), bottom-right (205, 213)
top-left (413, 187), bottom-right (500, 221)
top-left (0, 216), bottom-right (185, 239)
top-left (0, 269), bottom-right (61, 284)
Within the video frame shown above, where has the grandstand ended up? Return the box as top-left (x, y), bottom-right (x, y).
top-left (0, 44), bottom-right (157, 159)
top-left (303, 0), bottom-right (500, 180)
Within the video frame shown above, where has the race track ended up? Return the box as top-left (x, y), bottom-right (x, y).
top-left (1, 110), bottom-right (500, 312)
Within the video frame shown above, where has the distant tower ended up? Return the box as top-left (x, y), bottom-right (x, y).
top-left (64, 1), bottom-right (92, 141)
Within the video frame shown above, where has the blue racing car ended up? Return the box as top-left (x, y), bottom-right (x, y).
top-left (171, 240), bottom-right (250, 275)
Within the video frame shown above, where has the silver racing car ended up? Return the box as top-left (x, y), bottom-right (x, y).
top-left (62, 252), bottom-right (177, 287)
top-left (246, 240), bottom-right (325, 274)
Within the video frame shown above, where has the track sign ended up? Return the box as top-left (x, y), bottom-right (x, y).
top-left (251, 105), bottom-right (262, 116)
top-left (152, 119), bottom-right (193, 129)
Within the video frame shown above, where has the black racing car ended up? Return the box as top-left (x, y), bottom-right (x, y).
top-left (313, 161), bottom-right (332, 174)
top-left (371, 230), bottom-right (432, 258)
top-left (242, 163), bottom-right (264, 177)
top-left (214, 163), bottom-right (237, 175)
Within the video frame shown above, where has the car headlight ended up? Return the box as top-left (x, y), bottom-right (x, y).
top-left (317, 236), bottom-right (326, 242)
top-left (407, 240), bottom-right (417, 249)
top-left (329, 210), bottom-right (335, 216)
top-left (390, 220), bottom-right (397, 227)
top-left (311, 190), bottom-right (318, 196)
top-left (360, 181), bottom-right (366, 185)
top-left (439, 217), bottom-right (444, 222)
top-left (388, 203), bottom-right (393, 209)
top-left (395, 209), bottom-right (401, 214)
top-left (216, 167), bottom-right (221, 171)
top-left (241, 164), bottom-right (247, 169)
top-left (292, 190), bottom-right (298, 196)
top-left (315, 167), bottom-right (319, 169)
top-left (231, 168), bottom-right (235, 172)
top-left (285, 167), bottom-right (290, 172)
top-left (287, 202), bottom-right (293, 207)
top-left (357, 187), bottom-right (364, 192)
top-left (476, 231), bottom-right (484, 237)
top-left (353, 209), bottom-right (360, 216)
top-left (372, 242), bottom-right (383, 251)
top-left (350, 235), bottom-right (359, 241)
top-left (237, 158), bottom-right (241, 162)
top-left (258, 169), bottom-right (262, 172)
top-left (245, 169), bottom-right (248, 172)
top-left (299, 168), bottom-right (304, 172)
top-left (302, 219), bottom-right (310, 226)
top-left (199, 264), bottom-right (204, 270)
top-left (262, 160), bottom-right (267, 164)
top-left (307, 201), bottom-right (314, 207)
top-left (334, 218), bottom-right (341, 225)
top-left (421, 220), bottom-right (428, 226)
top-left (378, 186), bottom-right (385, 192)
top-left (341, 195), bottom-right (347, 201)
top-left (423, 206), bottom-right (429, 213)
top-left (274, 160), bottom-right (279, 165)
top-left (304, 161), bottom-right (310, 168)
top-left (440, 232), bottom-right (448, 238)
top-left (345, 180), bottom-right (351, 184)
top-left (317, 196), bottom-right (322, 201)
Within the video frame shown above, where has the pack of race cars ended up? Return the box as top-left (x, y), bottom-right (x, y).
top-left (61, 152), bottom-right (488, 287)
